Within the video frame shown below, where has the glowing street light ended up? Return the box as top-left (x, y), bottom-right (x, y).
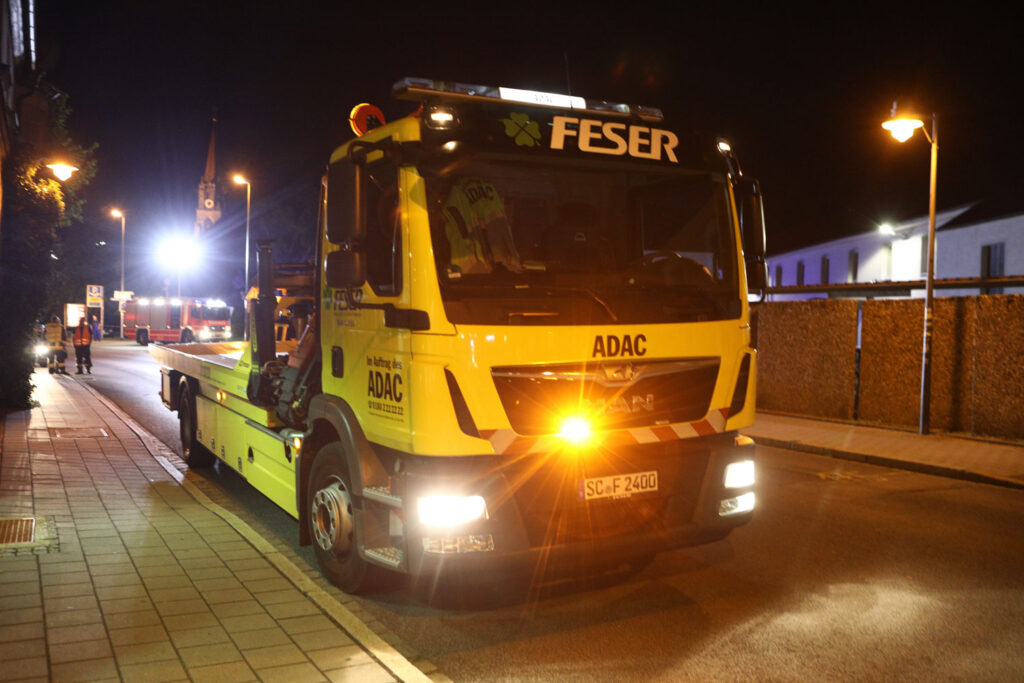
top-left (111, 209), bottom-right (127, 338)
top-left (233, 174), bottom-right (252, 340)
top-left (882, 101), bottom-right (938, 435)
top-left (46, 162), bottom-right (78, 181)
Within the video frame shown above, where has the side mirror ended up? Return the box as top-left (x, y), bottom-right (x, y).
top-left (326, 161), bottom-right (363, 245)
top-left (735, 178), bottom-right (768, 298)
top-left (325, 250), bottom-right (365, 289)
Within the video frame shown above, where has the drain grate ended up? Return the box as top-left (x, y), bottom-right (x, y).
top-left (0, 518), bottom-right (34, 544)
top-left (0, 516), bottom-right (59, 556)
top-left (49, 427), bottom-right (109, 439)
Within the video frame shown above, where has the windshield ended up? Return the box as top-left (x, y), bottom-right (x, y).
top-left (425, 157), bottom-right (740, 325)
top-left (199, 307), bottom-right (230, 321)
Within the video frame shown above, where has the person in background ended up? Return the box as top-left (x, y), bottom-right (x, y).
top-left (90, 314), bottom-right (101, 341)
top-left (43, 315), bottom-right (68, 374)
top-left (73, 317), bottom-right (93, 374)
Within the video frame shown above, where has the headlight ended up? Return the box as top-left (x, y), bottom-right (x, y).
top-left (198, 328), bottom-right (212, 340)
top-left (417, 495), bottom-right (487, 527)
top-left (724, 460), bottom-right (755, 489)
top-left (34, 344), bottom-right (48, 355)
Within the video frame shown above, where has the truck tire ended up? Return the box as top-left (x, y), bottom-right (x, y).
top-left (309, 443), bottom-right (378, 593)
top-left (180, 330), bottom-right (193, 343)
top-left (137, 329), bottom-right (149, 346)
top-left (178, 380), bottom-right (215, 468)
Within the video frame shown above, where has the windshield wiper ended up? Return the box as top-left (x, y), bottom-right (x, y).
top-left (442, 282), bottom-right (618, 321)
top-left (527, 284), bottom-right (618, 322)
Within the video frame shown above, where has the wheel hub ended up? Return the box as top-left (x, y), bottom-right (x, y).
top-left (311, 477), bottom-right (353, 554)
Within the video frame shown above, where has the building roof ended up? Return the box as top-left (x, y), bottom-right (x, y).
top-left (941, 192), bottom-right (1024, 230)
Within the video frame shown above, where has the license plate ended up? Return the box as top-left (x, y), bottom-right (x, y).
top-left (578, 471), bottom-right (659, 501)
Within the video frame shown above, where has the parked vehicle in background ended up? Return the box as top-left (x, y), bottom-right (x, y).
top-left (124, 297), bottom-right (232, 345)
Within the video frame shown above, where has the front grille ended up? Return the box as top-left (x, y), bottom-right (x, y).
top-left (506, 441), bottom-right (710, 547)
top-left (492, 358), bottom-right (719, 435)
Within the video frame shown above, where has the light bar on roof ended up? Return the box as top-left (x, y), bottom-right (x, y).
top-left (392, 77), bottom-right (663, 122)
top-left (497, 87), bottom-right (586, 110)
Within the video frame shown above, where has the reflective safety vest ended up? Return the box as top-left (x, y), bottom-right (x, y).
top-left (442, 178), bottom-right (522, 275)
top-left (73, 324), bottom-right (92, 347)
top-left (44, 322), bottom-right (66, 345)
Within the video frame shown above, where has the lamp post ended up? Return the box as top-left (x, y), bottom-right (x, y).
top-left (233, 175), bottom-right (252, 340)
top-left (882, 102), bottom-right (938, 435)
top-left (111, 209), bottom-right (126, 338)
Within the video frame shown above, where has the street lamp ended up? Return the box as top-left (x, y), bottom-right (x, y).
top-left (111, 209), bottom-right (127, 339)
top-left (233, 174), bottom-right (252, 340)
top-left (46, 162), bottom-right (78, 181)
top-left (883, 101), bottom-right (938, 435)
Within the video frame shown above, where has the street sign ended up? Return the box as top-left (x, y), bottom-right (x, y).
top-left (86, 284), bottom-right (104, 307)
top-left (112, 290), bottom-right (134, 301)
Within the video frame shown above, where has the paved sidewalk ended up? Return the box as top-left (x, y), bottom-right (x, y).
top-left (744, 412), bottom-right (1024, 489)
top-left (0, 369), bottom-right (436, 682)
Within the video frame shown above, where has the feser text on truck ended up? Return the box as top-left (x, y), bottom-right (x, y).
top-left (151, 78), bottom-right (768, 593)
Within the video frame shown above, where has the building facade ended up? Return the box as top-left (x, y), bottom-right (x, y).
top-left (767, 200), bottom-right (1024, 300)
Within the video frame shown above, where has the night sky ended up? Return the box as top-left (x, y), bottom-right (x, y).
top-left (35, 2), bottom-right (1020, 297)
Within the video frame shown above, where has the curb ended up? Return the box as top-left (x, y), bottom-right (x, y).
top-left (76, 379), bottom-right (442, 683)
top-left (750, 434), bottom-right (1024, 491)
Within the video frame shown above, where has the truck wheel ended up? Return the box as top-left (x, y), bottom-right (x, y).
top-left (181, 330), bottom-right (193, 343)
top-left (309, 444), bottom-right (377, 593)
top-left (178, 381), bottom-right (215, 468)
top-left (137, 329), bottom-right (149, 346)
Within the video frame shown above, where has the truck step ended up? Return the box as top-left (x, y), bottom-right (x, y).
top-left (365, 546), bottom-right (403, 568)
top-left (362, 485), bottom-right (402, 507)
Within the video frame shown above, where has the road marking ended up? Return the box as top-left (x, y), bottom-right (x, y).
top-left (79, 382), bottom-right (437, 683)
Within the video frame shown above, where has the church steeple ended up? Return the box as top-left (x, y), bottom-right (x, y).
top-left (194, 117), bottom-right (222, 236)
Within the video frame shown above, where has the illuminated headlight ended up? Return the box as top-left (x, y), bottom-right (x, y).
top-left (724, 459), bottom-right (755, 489)
top-left (417, 495), bottom-right (486, 527)
top-left (34, 344), bottom-right (48, 356)
top-left (719, 492), bottom-right (755, 517)
top-left (198, 328), bottom-right (212, 340)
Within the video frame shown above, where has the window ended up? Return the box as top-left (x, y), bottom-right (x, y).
top-left (364, 161), bottom-right (401, 296)
top-left (796, 261), bottom-right (805, 286)
top-left (820, 255), bottom-right (830, 285)
top-left (775, 264), bottom-right (783, 287)
top-left (981, 242), bottom-right (1005, 295)
top-left (847, 250), bottom-right (859, 283)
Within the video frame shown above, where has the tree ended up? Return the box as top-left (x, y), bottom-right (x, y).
top-left (0, 95), bottom-right (95, 411)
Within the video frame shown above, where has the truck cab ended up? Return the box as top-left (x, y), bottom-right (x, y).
top-left (303, 79), bottom-right (766, 590)
top-left (155, 78), bottom-right (766, 594)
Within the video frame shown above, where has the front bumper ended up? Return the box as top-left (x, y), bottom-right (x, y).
top-left (368, 432), bottom-right (755, 580)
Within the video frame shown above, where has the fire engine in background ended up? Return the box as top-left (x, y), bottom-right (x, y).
top-left (125, 297), bottom-right (232, 345)
top-left (150, 78), bottom-right (767, 594)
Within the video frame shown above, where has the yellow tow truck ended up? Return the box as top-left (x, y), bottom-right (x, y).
top-left (151, 78), bottom-right (768, 593)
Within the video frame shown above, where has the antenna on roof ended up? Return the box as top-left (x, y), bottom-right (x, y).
top-left (563, 51), bottom-right (573, 96)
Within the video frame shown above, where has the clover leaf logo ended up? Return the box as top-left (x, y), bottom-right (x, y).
top-left (502, 112), bottom-right (542, 147)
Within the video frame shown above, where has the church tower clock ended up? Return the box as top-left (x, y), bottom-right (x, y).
top-left (194, 118), bottom-right (221, 236)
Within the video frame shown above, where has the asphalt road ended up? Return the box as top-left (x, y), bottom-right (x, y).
top-left (81, 339), bottom-right (1024, 681)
